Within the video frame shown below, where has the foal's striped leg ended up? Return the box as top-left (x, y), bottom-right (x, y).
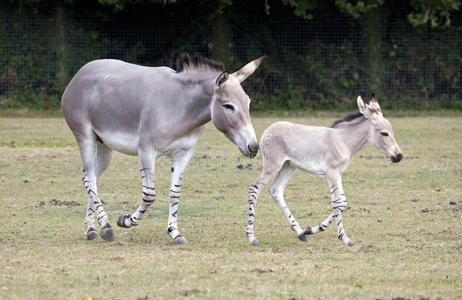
top-left (247, 183), bottom-right (262, 246)
top-left (269, 165), bottom-right (306, 241)
top-left (167, 149), bottom-right (193, 245)
top-left (305, 174), bottom-right (354, 246)
top-left (117, 150), bottom-right (157, 229)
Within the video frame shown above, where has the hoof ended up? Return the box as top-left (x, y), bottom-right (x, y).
top-left (172, 235), bottom-right (188, 245)
top-left (86, 227), bottom-right (98, 240)
top-left (117, 214), bottom-right (131, 228)
top-left (251, 239), bottom-right (260, 247)
top-left (304, 226), bottom-right (314, 235)
top-left (100, 223), bottom-right (114, 242)
top-left (298, 233), bottom-right (308, 242)
top-left (347, 241), bottom-right (355, 247)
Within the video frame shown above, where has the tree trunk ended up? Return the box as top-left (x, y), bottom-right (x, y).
top-left (211, 12), bottom-right (232, 68)
top-left (55, 0), bottom-right (67, 90)
top-left (363, 6), bottom-right (382, 94)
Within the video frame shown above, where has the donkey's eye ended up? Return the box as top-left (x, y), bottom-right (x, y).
top-left (380, 132), bottom-right (389, 136)
top-left (222, 104), bottom-right (235, 112)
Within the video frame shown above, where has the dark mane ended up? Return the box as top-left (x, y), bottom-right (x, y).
top-left (175, 53), bottom-right (225, 73)
top-left (331, 112), bottom-right (365, 128)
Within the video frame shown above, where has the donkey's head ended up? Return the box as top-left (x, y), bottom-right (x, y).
top-left (211, 57), bottom-right (265, 158)
top-left (357, 95), bottom-right (403, 163)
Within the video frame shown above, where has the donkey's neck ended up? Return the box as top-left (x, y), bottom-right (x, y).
top-left (337, 118), bottom-right (371, 156)
top-left (179, 73), bottom-right (217, 130)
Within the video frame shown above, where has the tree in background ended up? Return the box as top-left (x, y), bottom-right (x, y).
top-left (1, 0), bottom-right (461, 110)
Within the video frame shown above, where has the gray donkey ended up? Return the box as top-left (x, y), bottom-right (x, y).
top-left (246, 95), bottom-right (402, 246)
top-left (62, 53), bottom-right (264, 243)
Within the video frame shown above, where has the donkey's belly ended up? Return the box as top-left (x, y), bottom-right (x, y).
top-left (96, 130), bottom-right (139, 155)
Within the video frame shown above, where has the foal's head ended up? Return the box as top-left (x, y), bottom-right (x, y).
top-left (357, 95), bottom-right (403, 163)
top-left (211, 57), bottom-right (265, 158)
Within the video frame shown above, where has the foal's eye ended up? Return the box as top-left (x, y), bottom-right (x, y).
top-left (380, 132), bottom-right (389, 136)
top-left (222, 104), bottom-right (235, 112)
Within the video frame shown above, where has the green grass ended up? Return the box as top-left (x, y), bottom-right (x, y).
top-left (0, 115), bottom-right (461, 299)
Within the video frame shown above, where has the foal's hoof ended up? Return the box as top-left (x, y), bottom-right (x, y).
top-left (87, 227), bottom-right (98, 240)
top-left (100, 223), bottom-right (114, 242)
top-left (347, 241), bottom-right (355, 247)
top-left (304, 226), bottom-right (314, 235)
top-left (298, 233), bottom-right (308, 242)
top-left (117, 214), bottom-right (131, 228)
top-left (172, 235), bottom-right (188, 245)
top-left (251, 239), bottom-right (260, 247)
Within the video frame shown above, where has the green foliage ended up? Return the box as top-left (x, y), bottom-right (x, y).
top-left (0, 0), bottom-right (461, 111)
top-left (408, 0), bottom-right (461, 27)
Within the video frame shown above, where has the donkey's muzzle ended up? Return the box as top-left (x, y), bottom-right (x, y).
top-left (248, 143), bottom-right (259, 158)
top-left (391, 153), bottom-right (403, 163)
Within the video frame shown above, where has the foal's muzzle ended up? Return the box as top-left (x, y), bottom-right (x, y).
top-left (391, 153), bottom-right (403, 163)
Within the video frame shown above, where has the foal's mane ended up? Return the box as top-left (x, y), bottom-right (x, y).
top-left (331, 112), bottom-right (365, 128)
top-left (175, 53), bottom-right (225, 74)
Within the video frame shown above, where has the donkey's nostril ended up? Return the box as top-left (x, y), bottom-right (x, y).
top-left (248, 143), bottom-right (259, 153)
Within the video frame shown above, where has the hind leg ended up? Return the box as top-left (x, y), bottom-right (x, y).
top-left (79, 133), bottom-right (114, 241)
top-left (86, 142), bottom-right (113, 240)
top-left (269, 164), bottom-right (306, 242)
top-left (247, 158), bottom-right (285, 246)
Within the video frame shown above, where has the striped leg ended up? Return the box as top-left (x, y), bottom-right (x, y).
top-left (305, 172), bottom-right (353, 246)
top-left (247, 183), bottom-right (262, 246)
top-left (269, 165), bottom-right (306, 242)
top-left (117, 149), bottom-right (157, 229)
top-left (246, 162), bottom-right (283, 246)
top-left (85, 142), bottom-right (113, 240)
top-left (79, 138), bottom-right (114, 241)
top-left (167, 149), bottom-right (193, 245)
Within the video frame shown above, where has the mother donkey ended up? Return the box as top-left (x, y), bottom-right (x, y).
top-left (62, 53), bottom-right (264, 244)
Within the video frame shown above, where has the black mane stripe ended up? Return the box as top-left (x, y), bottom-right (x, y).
top-left (175, 52), bottom-right (225, 73)
top-left (331, 112), bottom-right (364, 128)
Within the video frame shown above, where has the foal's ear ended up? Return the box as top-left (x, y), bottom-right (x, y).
top-left (215, 71), bottom-right (229, 90)
top-left (368, 93), bottom-right (383, 116)
top-left (357, 95), bottom-right (376, 119)
top-left (232, 56), bottom-right (266, 83)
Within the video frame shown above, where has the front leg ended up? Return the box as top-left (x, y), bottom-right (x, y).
top-left (117, 149), bottom-right (157, 228)
top-left (167, 149), bottom-right (194, 245)
top-left (305, 172), bottom-right (354, 246)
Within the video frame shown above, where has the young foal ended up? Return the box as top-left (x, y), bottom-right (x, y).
top-left (246, 95), bottom-right (402, 246)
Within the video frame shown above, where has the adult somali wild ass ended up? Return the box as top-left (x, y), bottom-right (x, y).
top-left (246, 95), bottom-right (402, 247)
top-left (62, 53), bottom-right (264, 243)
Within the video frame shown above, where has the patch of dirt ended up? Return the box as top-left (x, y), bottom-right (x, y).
top-left (250, 268), bottom-right (273, 273)
top-left (357, 244), bottom-right (377, 253)
top-left (179, 289), bottom-right (200, 296)
top-left (49, 199), bottom-right (81, 206)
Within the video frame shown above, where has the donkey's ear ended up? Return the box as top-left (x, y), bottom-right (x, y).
top-left (368, 93), bottom-right (382, 116)
top-left (232, 56), bottom-right (266, 83)
top-left (215, 71), bottom-right (229, 90)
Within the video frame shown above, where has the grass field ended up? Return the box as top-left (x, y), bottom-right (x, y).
top-left (0, 115), bottom-right (461, 299)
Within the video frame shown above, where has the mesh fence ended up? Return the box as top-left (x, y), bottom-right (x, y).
top-left (1, 1), bottom-right (461, 110)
